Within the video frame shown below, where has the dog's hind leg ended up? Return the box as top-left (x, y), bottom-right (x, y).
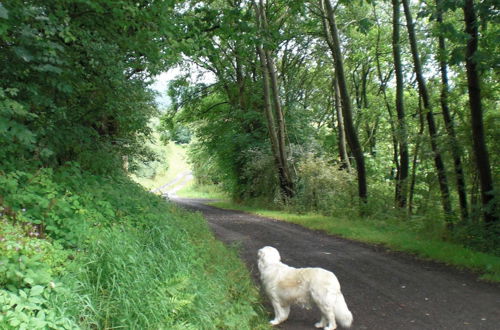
top-left (311, 289), bottom-right (337, 329)
top-left (269, 298), bottom-right (290, 326)
top-left (315, 316), bottom-right (327, 328)
top-left (317, 305), bottom-right (336, 330)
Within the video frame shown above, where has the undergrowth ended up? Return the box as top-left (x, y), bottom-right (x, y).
top-left (0, 163), bottom-right (268, 329)
top-left (177, 181), bottom-right (228, 199)
top-left (131, 139), bottom-right (190, 190)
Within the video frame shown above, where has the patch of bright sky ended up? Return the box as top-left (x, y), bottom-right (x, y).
top-left (151, 61), bottom-right (216, 108)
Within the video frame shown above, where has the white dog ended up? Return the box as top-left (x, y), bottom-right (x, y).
top-left (258, 246), bottom-right (353, 329)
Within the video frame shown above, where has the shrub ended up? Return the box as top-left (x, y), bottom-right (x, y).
top-left (0, 221), bottom-right (78, 329)
top-left (239, 148), bottom-right (279, 202)
top-left (292, 154), bottom-right (357, 215)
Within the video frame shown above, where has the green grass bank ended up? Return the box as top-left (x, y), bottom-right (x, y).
top-left (0, 165), bottom-right (268, 329)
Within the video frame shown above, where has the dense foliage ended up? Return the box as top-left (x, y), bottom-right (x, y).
top-left (161, 0), bottom-right (499, 253)
top-left (0, 0), bottom-right (177, 172)
top-left (0, 1), bottom-right (268, 328)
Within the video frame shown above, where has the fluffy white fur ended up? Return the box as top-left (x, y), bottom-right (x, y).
top-left (258, 246), bottom-right (353, 330)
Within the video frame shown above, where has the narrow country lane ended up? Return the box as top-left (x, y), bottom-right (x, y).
top-left (173, 197), bottom-right (500, 330)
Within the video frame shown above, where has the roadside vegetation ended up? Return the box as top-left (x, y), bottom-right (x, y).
top-left (0, 112), bottom-right (268, 330)
top-left (0, 1), bottom-right (268, 328)
top-left (0, 165), bottom-right (268, 329)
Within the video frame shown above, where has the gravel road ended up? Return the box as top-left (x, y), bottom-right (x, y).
top-left (173, 197), bottom-right (500, 330)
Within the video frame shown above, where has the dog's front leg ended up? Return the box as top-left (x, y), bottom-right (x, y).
top-left (269, 297), bottom-right (290, 326)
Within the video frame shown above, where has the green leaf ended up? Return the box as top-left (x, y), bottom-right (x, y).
top-left (35, 64), bottom-right (63, 74)
top-left (9, 318), bottom-right (21, 327)
top-left (0, 3), bottom-right (8, 19)
top-left (13, 47), bottom-right (33, 62)
top-left (30, 285), bottom-right (44, 296)
top-left (37, 310), bottom-right (46, 320)
top-left (19, 290), bottom-right (27, 299)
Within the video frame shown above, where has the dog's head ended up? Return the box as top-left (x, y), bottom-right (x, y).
top-left (258, 246), bottom-right (281, 270)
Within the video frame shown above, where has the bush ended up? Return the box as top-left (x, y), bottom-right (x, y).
top-left (292, 154), bottom-right (357, 215)
top-left (0, 221), bottom-right (78, 329)
top-left (452, 222), bottom-right (500, 256)
top-left (239, 148), bottom-right (279, 202)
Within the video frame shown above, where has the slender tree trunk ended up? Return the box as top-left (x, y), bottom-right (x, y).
top-left (263, 49), bottom-right (293, 194)
top-left (373, 9), bottom-right (398, 181)
top-left (235, 52), bottom-right (247, 112)
top-left (333, 78), bottom-right (351, 170)
top-left (256, 46), bottom-right (280, 168)
top-left (361, 66), bottom-right (377, 156)
top-left (392, 0), bottom-right (409, 209)
top-left (463, 0), bottom-right (497, 223)
top-left (256, 44), bottom-right (292, 197)
top-left (254, 0), bottom-right (294, 198)
top-left (435, 0), bottom-right (469, 222)
top-left (402, 0), bottom-right (453, 224)
top-left (320, 0), bottom-right (350, 170)
top-left (322, 0), bottom-right (367, 203)
top-left (409, 97), bottom-right (426, 214)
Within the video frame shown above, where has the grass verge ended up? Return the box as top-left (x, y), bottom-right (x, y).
top-left (209, 201), bottom-right (500, 283)
top-left (177, 181), bottom-right (228, 200)
top-left (57, 204), bottom-right (269, 329)
top-left (0, 165), bottom-right (269, 329)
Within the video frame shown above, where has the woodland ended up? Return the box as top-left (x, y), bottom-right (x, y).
top-left (0, 0), bottom-right (498, 328)
top-left (163, 0), bottom-right (499, 250)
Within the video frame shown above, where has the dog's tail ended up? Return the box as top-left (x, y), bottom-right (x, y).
top-left (334, 292), bottom-right (353, 328)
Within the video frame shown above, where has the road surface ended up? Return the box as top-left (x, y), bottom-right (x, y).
top-left (173, 197), bottom-right (500, 330)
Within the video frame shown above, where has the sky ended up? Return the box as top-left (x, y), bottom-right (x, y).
top-left (150, 67), bottom-right (183, 108)
top-left (151, 64), bottom-right (216, 108)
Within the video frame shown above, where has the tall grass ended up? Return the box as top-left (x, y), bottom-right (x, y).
top-left (57, 207), bottom-right (267, 329)
top-left (0, 163), bottom-right (268, 328)
top-left (52, 195), bottom-right (268, 329)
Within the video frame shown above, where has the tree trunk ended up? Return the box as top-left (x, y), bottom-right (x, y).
top-left (256, 44), bottom-right (291, 197)
top-left (409, 97), bottom-right (426, 214)
top-left (402, 0), bottom-right (453, 224)
top-left (320, 0), bottom-right (350, 170)
top-left (254, 0), bottom-right (294, 198)
top-left (373, 7), bottom-right (398, 181)
top-left (263, 48), bottom-right (293, 195)
top-left (333, 78), bottom-right (351, 170)
top-left (392, 0), bottom-right (409, 209)
top-left (463, 0), bottom-right (497, 223)
top-left (321, 0), bottom-right (367, 203)
top-left (435, 0), bottom-right (469, 222)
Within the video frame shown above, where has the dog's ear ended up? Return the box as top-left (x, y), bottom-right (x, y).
top-left (258, 248), bottom-right (266, 259)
